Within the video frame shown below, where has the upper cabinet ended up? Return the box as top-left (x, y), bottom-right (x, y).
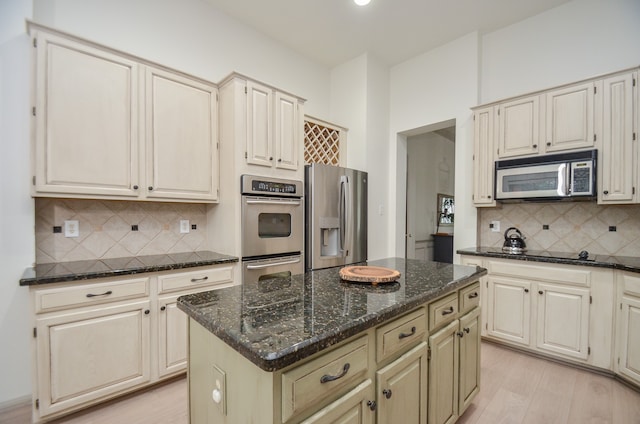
top-left (29, 23), bottom-right (219, 203)
top-left (472, 106), bottom-right (496, 207)
top-left (497, 95), bottom-right (540, 158)
top-left (219, 74), bottom-right (305, 177)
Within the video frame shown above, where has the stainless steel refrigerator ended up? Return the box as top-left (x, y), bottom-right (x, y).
top-left (305, 164), bottom-right (367, 270)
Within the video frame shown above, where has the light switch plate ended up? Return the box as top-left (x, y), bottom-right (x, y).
top-left (211, 364), bottom-right (226, 415)
top-left (491, 221), bottom-right (500, 232)
top-left (180, 220), bottom-right (190, 234)
top-left (64, 220), bottom-right (79, 238)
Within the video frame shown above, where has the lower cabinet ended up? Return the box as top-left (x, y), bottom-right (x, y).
top-left (427, 307), bottom-right (480, 424)
top-left (302, 380), bottom-right (375, 424)
top-left (616, 272), bottom-right (640, 386)
top-left (30, 264), bottom-right (237, 423)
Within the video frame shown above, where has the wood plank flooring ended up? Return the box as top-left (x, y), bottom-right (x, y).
top-left (4, 342), bottom-right (639, 423)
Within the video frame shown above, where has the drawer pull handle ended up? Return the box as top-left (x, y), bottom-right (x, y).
top-left (320, 363), bottom-right (350, 384)
top-left (367, 400), bottom-right (377, 411)
top-left (382, 389), bottom-right (392, 399)
top-left (86, 290), bottom-right (113, 298)
top-left (441, 306), bottom-right (454, 316)
top-left (191, 276), bottom-right (209, 283)
top-left (468, 292), bottom-right (479, 299)
top-left (398, 326), bottom-right (417, 339)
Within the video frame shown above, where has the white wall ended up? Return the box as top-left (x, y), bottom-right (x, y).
top-left (389, 32), bottom-right (480, 261)
top-left (0, 0), bottom-right (35, 405)
top-left (481, 0), bottom-right (640, 103)
top-left (32, 0), bottom-right (332, 117)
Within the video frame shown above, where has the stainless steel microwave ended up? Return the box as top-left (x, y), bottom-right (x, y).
top-left (495, 150), bottom-right (597, 201)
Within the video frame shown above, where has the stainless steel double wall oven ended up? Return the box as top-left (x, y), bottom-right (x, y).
top-left (240, 175), bottom-right (304, 283)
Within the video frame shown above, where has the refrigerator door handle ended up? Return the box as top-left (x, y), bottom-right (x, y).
top-left (339, 175), bottom-right (351, 257)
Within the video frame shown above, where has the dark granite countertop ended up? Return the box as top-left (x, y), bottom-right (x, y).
top-left (458, 247), bottom-right (640, 274)
top-left (177, 257), bottom-right (486, 372)
top-left (20, 251), bottom-right (239, 286)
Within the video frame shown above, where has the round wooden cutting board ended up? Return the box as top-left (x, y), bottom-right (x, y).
top-left (339, 265), bottom-right (401, 285)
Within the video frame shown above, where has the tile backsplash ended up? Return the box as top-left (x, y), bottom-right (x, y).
top-left (35, 198), bottom-right (208, 263)
top-left (478, 202), bottom-right (640, 257)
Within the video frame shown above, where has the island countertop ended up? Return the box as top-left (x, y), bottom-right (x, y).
top-left (177, 257), bottom-right (486, 372)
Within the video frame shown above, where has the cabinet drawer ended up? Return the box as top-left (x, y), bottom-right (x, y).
top-left (429, 293), bottom-right (458, 331)
top-left (158, 266), bottom-right (234, 294)
top-left (35, 277), bottom-right (149, 313)
top-left (460, 282), bottom-right (480, 313)
top-left (621, 273), bottom-right (640, 297)
top-left (488, 260), bottom-right (591, 287)
top-left (282, 335), bottom-right (369, 422)
top-left (376, 308), bottom-right (426, 363)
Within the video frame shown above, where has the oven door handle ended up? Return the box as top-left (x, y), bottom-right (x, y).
top-left (245, 257), bottom-right (302, 270)
top-left (245, 199), bottom-right (301, 206)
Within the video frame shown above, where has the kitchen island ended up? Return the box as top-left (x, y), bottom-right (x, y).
top-left (178, 257), bottom-right (486, 424)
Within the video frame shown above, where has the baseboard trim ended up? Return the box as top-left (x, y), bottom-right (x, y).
top-left (0, 394), bottom-right (31, 415)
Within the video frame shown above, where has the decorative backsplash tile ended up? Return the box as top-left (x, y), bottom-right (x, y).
top-left (35, 198), bottom-right (208, 263)
top-left (478, 202), bottom-right (640, 256)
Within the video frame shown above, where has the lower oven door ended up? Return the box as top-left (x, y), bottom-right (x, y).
top-left (241, 196), bottom-right (304, 258)
top-left (242, 254), bottom-right (304, 284)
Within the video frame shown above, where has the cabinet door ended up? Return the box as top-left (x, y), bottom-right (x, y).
top-left (428, 321), bottom-right (458, 424)
top-left (536, 283), bottom-right (590, 360)
top-left (377, 342), bottom-right (428, 424)
top-left (458, 308), bottom-right (480, 416)
top-left (618, 295), bottom-right (640, 384)
top-left (599, 72), bottom-right (636, 204)
top-left (33, 31), bottom-right (140, 198)
top-left (246, 80), bottom-right (273, 167)
top-left (473, 107), bottom-right (496, 206)
top-left (544, 82), bottom-right (595, 153)
top-left (36, 300), bottom-right (151, 418)
top-left (497, 95), bottom-right (540, 158)
top-left (487, 277), bottom-right (531, 346)
top-left (301, 379), bottom-right (375, 424)
top-left (145, 67), bottom-right (219, 202)
top-left (274, 91), bottom-right (300, 171)
top-left (158, 293), bottom-right (188, 377)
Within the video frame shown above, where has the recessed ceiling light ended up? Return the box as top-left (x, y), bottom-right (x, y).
top-left (354, 0), bottom-right (371, 5)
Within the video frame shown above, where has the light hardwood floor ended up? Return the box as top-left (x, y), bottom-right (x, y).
top-left (4, 342), bottom-right (640, 423)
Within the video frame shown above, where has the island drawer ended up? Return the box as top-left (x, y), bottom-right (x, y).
top-left (428, 292), bottom-right (458, 331)
top-left (459, 282), bottom-right (480, 313)
top-left (281, 335), bottom-right (369, 422)
top-left (376, 308), bottom-right (426, 363)
top-left (34, 277), bottom-right (150, 313)
top-left (157, 266), bottom-right (234, 294)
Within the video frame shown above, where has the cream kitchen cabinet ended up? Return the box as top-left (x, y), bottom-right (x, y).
top-left (496, 95), bottom-right (541, 158)
top-left (29, 264), bottom-right (236, 423)
top-left (461, 256), bottom-right (614, 370)
top-left (615, 272), bottom-right (640, 386)
top-left (472, 106), bottom-right (496, 206)
top-left (301, 380), bottom-right (375, 424)
top-left (29, 22), bottom-right (219, 203)
top-left (598, 71), bottom-right (637, 204)
top-left (219, 73), bottom-right (305, 177)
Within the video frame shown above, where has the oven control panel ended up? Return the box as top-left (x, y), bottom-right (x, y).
top-left (241, 175), bottom-right (303, 198)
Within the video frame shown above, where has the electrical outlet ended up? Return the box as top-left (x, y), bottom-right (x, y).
top-left (180, 220), bottom-right (190, 234)
top-left (64, 220), bottom-right (79, 238)
top-left (490, 221), bottom-right (500, 232)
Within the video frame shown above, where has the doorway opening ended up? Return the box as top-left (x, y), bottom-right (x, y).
top-left (404, 120), bottom-right (456, 262)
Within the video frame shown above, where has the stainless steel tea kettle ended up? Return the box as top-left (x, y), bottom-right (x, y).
top-left (502, 227), bottom-right (527, 254)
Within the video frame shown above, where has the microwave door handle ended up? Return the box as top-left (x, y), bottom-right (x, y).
top-left (557, 163), bottom-right (568, 196)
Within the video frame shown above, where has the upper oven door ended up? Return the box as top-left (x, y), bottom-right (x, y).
top-left (496, 162), bottom-right (569, 200)
top-left (241, 196), bottom-right (303, 258)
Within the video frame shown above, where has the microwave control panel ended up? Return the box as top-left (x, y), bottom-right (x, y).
top-left (571, 161), bottom-right (593, 195)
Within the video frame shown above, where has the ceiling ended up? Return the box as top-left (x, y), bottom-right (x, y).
top-left (202, 0), bottom-right (571, 67)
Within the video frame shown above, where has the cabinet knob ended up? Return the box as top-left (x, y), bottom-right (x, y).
top-left (538, 290), bottom-right (544, 295)
top-left (144, 309), bottom-right (150, 315)
top-left (148, 186), bottom-right (154, 191)
top-left (464, 327), bottom-right (470, 333)
top-left (269, 157), bottom-right (273, 161)
top-left (546, 142), bottom-right (551, 146)
top-left (382, 389), bottom-right (392, 399)
top-left (133, 185), bottom-right (139, 190)
top-left (488, 195), bottom-right (491, 199)
top-left (603, 190), bottom-right (609, 195)
top-left (160, 306), bottom-right (166, 311)
top-left (533, 144), bottom-right (537, 148)
top-left (457, 331), bottom-right (464, 338)
top-left (367, 400), bottom-right (377, 411)
top-left (278, 158), bottom-right (282, 162)
top-left (524, 288), bottom-right (529, 293)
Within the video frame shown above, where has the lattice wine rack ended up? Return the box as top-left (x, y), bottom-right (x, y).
top-left (304, 118), bottom-right (344, 166)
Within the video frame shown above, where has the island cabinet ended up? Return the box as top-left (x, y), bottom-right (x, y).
top-left (615, 272), bottom-right (640, 387)
top-left (218, 73), bottom-right (305, 178)
top-left (460, 256), bottom-right (615, 371)
top-left (29, 264), bottom-right (236, 423)
top-left (186, 278), bottom-right (481, 424)
top-left (28, 22), bottom-right (219, 203)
